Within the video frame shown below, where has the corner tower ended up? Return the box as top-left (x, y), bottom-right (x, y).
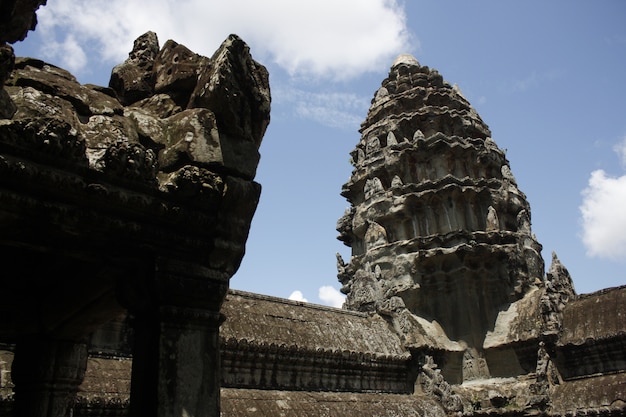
top-left (336, 54), bottom-right (545, 381)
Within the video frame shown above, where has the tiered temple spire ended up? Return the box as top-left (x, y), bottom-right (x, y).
top-left (337, 54), bottom-right (545, 381)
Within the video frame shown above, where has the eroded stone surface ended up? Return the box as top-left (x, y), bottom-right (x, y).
top-left (189, 34), bottom-right (271, 149)
top-left (4, 31), bottom-right (269, 182)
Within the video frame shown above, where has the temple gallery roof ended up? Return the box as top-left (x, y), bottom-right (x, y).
top-left (221, 290), bottom-right (408, 358)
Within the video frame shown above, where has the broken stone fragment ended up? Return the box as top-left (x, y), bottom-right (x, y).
top-left (109, 31), bottom-right (160, 106)
top-left (80, 113), bottom-right (140, 171)
top-left (130, 93), bottom-right (182, 119)
top-left (157, 108), bottom-right (222, 172)
top-left (8, 85), bottom-right (79, 122)
top-left (153, 39), bottom-right (208, 105)
top-left (108, 31), bottom-right (270, 181)
top-left (189, 34), bottom-right (271, 148)
top-left (127, 105), bottom-right (260, 180)
top-left (9, 58), bottom-right (123, 117)
top-left (124, 105), bottom-right (166, 148)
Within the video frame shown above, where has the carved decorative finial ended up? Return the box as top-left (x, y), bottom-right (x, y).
top-left (486, 206), bottom-right (499, 231)
top-left (540, 252), bottom-right (576, 334)
top-left (413, 129), bottom-right (425, 141)
top-left (501, 164), bottom-right (517, 185)
top-left (364, 221), bottom-right (388, 249)
top-left (392, 53), bottom-right (420, 68)
top-left (452, 83), bottom-right (466, 100)
top-left (517, 209), bottom-right (531, 234)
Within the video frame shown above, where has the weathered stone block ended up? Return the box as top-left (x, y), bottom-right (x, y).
top-left (109, 31), bottom-right (159, 106)
top-left (153, 39), bottom-right (207, 104)
top-left (189, 34), bottom-right (271, 149)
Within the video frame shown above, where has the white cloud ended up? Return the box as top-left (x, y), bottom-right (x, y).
top-left (288, 290), bottom-right (308, 302)
top-left (34, 0), bottom-right (413, 81)
top-left (43, 34), bottom-right (87, 73)
top-left (318, 285), bottom-right (345, 308)
top-left (580, 169), bottom-right (626, 260)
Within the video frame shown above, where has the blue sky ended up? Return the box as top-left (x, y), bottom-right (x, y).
top-left (12, 1), bottom-right (626, 307)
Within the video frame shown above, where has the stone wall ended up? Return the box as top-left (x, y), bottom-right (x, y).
top-left (220, 290), bottom-right (415, 393)
top-left (0, 3), bottom-right (270, 414)
top-left (1, 287), bottom-right (625, 416)
top-left (557, 285), bottom-right (626, 380)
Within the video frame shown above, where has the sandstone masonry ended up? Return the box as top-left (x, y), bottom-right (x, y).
top-left (0, 2), bottom-right (624, 416)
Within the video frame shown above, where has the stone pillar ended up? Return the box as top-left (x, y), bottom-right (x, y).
top-left (126, 258), bottom-right (228, 417)
top-left (159, 307), bottom-right (223, 417)
top-left (129, 308), bottom-right (224, 417)
top-left (11, 336), bottom-right (88, 417)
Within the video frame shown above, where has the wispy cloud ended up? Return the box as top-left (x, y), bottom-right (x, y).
top-left (613, 135), bottom-right (626, 168)
top-left (580, 138), bottom-right (626, 261)
top-left (604, 34), bottom-right (626, 46)
top-left (274, 86), bottom-right (369, 129)
top-left (318, 285), bottom-right (345, 308)
top-left (33, 0), bottom-right (413, 82)
top-left (502, 69), bottom-right (562, 94)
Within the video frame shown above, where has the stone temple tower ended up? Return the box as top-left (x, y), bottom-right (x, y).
top-left (336, 54), bottom-right (545, 382)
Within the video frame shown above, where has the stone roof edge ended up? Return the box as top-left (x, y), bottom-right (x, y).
top-left (556, 332), bottom-right (626, 350)
top-left (220, 335), bottom-right (411, 362)
top-left (573, 283), bottom-right (626, 300)
top-left (226, 289), bottom-right (366, 318)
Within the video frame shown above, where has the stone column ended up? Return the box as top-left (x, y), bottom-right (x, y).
top-left (159, 307), bottom-right (223, 417)
top-left (10, 336), bottom-right (88, 417)
top-left (126, 258), bottom-right (228, 417)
